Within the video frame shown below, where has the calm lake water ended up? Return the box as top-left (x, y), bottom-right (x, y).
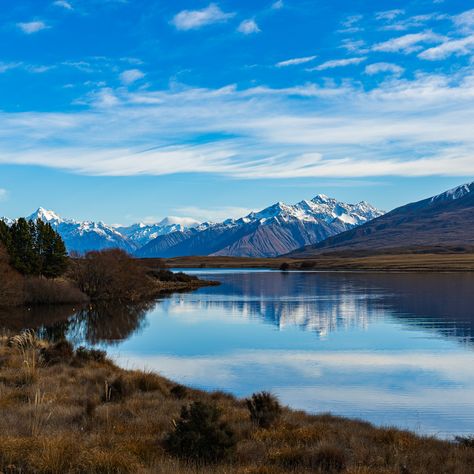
top-left (3, 270), bottom-right (474, 438)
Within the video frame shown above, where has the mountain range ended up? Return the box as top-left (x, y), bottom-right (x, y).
top-left (290, 182), bottom-right (474, 257)
top-left (1, 195), bottom-right (383, 257)
top-left (135, 195), bottom-right (383, 258)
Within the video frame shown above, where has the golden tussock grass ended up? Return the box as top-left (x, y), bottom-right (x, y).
top-left (0, 333), bottom-right (472, 473)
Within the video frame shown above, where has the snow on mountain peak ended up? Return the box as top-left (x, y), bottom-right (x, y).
top-left (158, 216), bottom-right (200, 227)
top-left (29, 207), bottom-right (63, 223)
top-left (430, 181), bottom-right (474, 204)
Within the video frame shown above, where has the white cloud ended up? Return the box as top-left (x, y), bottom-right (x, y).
top-left (173, 206), bottom-right (254, 222)
top-left (0, 62), bottom-right (21, 73)
top-left (171, 4), bottom-right (235, 31)
top-left (365, 62), bottom-right (404, 76)
top-left (53, 0), bottom-right (73, 10)
top-left (17, 21), bottom-right (49, 34)
top-left (238, 19), bottom-right (260, 35)
top-left (0, 189), bottom-right (7, 201)
top-left (454, 9), bottom-right (474, 33)
top-left (1, 71), bottom-right (474, 179)
top-left (276, 55), bottom-right (317, 67)
top-left (375, 9), bottom-right (405, 21)
top-left (419, 35), bottom-right (474, 60)
top-left (271, 0), bottom-right (284, 10)
top-left (309, 57), bottom-right (366, 71)
top-left (119, 69), bottom-right (145, 85)
top-left (372, 31), bottom-right (445, 53)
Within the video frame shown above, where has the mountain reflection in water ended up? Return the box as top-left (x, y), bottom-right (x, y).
top-left (1, 270), bottom-right (474, 437)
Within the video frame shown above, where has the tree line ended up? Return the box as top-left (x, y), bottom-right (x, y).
top-left (0, 218), bottom-right (68, 278)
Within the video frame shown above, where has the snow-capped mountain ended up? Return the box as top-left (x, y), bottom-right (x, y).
top-left (117, 217), bottom-right (200, 247)
top-left (26, 208), bottom-right (137, 254)
top-left (136, 195), bottom-right (384, 258)
top-left (291, 181), bottom-right (474, 256)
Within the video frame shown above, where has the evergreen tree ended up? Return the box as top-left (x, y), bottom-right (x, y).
top-left (9, 218), bottom-right (39, 275)
top-left (3, 218), bottom-right (68, 278)
top-left (38, 221), bottom-right (68, 278)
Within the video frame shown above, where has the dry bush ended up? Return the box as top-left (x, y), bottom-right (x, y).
top-left (40, 340), bottom-right (74, 365)
top-left (246, 392), bottom-right (282, 429)
top-left (165, 401), bottom-right (237, 463)
top-left (23, 276), bottom-right (88, 305)
top-left (69, 249), bottom-right (156, 302)
top-left (0, 245), bottom-right (24, 307)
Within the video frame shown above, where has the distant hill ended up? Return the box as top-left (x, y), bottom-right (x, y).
top-left (289, 182), bottom-right (474, 257)
top-left (135, 195), bottom-right (383, 258)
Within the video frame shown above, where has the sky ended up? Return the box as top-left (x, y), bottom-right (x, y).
top-left (0, 0), bottom-right (473, 224)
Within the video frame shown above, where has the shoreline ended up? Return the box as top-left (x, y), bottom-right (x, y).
top-left (146, 253), bottom-right (474, 273)
top-left (0, 334), bottom-right (472, 473)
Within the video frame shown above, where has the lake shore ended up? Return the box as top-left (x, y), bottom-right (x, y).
top-left (149, 252), bottom-right (474, 272)
top-left (0, 333), bottom-right (472, 473)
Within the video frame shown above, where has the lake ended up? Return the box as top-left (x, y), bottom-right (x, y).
top-left (3, 270), bottom-right (474, 439)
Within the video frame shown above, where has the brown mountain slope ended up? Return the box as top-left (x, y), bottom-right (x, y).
top-left (289, 182), bottom-right (474, 257)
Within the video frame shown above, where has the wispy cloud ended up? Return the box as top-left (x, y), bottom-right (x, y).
top-left (171, 3), bottom-right (235, 31)
top-left (53, 0), bottom-right (73, 10)
top-left (309, 57), bottom-right (366, 71)
top-left (372, 31), bottom-right (445, 53)
top-left (238, 19), bottom-right (260, 35)
top-left (0, 189), bottom-right (8, 201)
top-left (172, 206), bottom-right (254, 222)
top-left (375, 9), bottom-right (405, 22)
top-left (276, 55), bottom-right (317, 67)
top-left (17, 21), bottom-right (49, 34)
top-left (419, 35), bottom-right (474, 60)
top-left (271, 0), bottom-right (284, 10)
top-left (1, 69), bottom-right (474, 179)
top-left (365, 62), bottom-right (404, 76)
top-left (0, 62), bottom-right (22, 73)
top-left (119, 69), bottom-right (145, 85)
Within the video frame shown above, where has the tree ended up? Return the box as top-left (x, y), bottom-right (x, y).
top-left (9, 218), bottom-right (39, 275)
top-left (2, 218), bottom-right (68, 278)
top-left (37, 220), bottom-right (68, 278)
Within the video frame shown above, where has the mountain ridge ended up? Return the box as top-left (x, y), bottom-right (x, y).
top-left (289, 182), bottom-right (474, 257)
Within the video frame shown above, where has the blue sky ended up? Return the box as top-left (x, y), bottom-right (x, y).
top-left (0, 0), bottom-right (473, 224)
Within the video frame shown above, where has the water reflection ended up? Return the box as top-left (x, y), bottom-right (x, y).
top-left (1, 271), bottom-right (474, 437)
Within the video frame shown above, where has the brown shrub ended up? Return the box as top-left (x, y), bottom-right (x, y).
top-left (23, 277), bottom-right (88, 305)
top-left (69, 249), bottom-right (156, 302)
top-left (0, 245), bottom-right (24, 307)
top-left (246, 392), bottom-right (282, 429)
top-left (40, 340), bottom-right (74, 365)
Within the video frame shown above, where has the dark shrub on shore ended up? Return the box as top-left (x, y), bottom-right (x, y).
top-left (40, 339), bottom-right (74, 365)
top-left (246, 391), bottom-right (282, 429)
top-left (170, 384), bottom-right (188, 399)
top-left (69, 249), bottom-right (156, 302)
top-left (279, 262), bottom-right (290, 271)
top-left (149, 268), bottom-right (198, 283)
top-left (74, 346), bottom-right (107, 364)
top-left (165, 401), bottom-right (237, 462)
top-left (0, 245), bottom-right (24, 307)
top-left (23, 276), bottom-right (88, 305)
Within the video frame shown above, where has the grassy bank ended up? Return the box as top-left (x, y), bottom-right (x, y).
top-left (155, 253), bottom-right (474, 272)
top-left (0, 333), bottom-right (472, 474)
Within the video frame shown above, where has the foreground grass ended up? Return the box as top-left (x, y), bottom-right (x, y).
top-left (0, 334), bottom-right (472, 473)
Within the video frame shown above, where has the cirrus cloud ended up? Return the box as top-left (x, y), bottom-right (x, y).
top-left (171, 4), bottom-right (235, 31)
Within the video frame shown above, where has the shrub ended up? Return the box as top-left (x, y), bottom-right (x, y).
top-left (69, 249), bottom-right (156, 302)
top-left (102, 376), bottom-right (134, 403)
top-left (300, 260), bottom-right (316, 270)
top-left (165, 401), bottom-right (236, 462)
top-left (310, 446), bottom-right (347, 473)
top-left (23, 277), bottom-right (88, 305)
top-left (74, 346), bottom-right (107, 364)
top-left (40, 340), bottom-right (74, 365)
top-left (170, 384), bottom-right (188, 399)
top-left (246, 392), bottom-right (282, 429)
top-left (455, 435), bottom-right (474, 448)
top-left (133, 371), bottom-right (164, 393)
top-left (279, 262), bottom-right (290, 271)
top-left (0, 244), bottom-right (24, 307)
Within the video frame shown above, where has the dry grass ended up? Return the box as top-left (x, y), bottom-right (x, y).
top-left (0, 332), bottom-right (472, 473)
top-left (157, 253), bottom-right (474, 272)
